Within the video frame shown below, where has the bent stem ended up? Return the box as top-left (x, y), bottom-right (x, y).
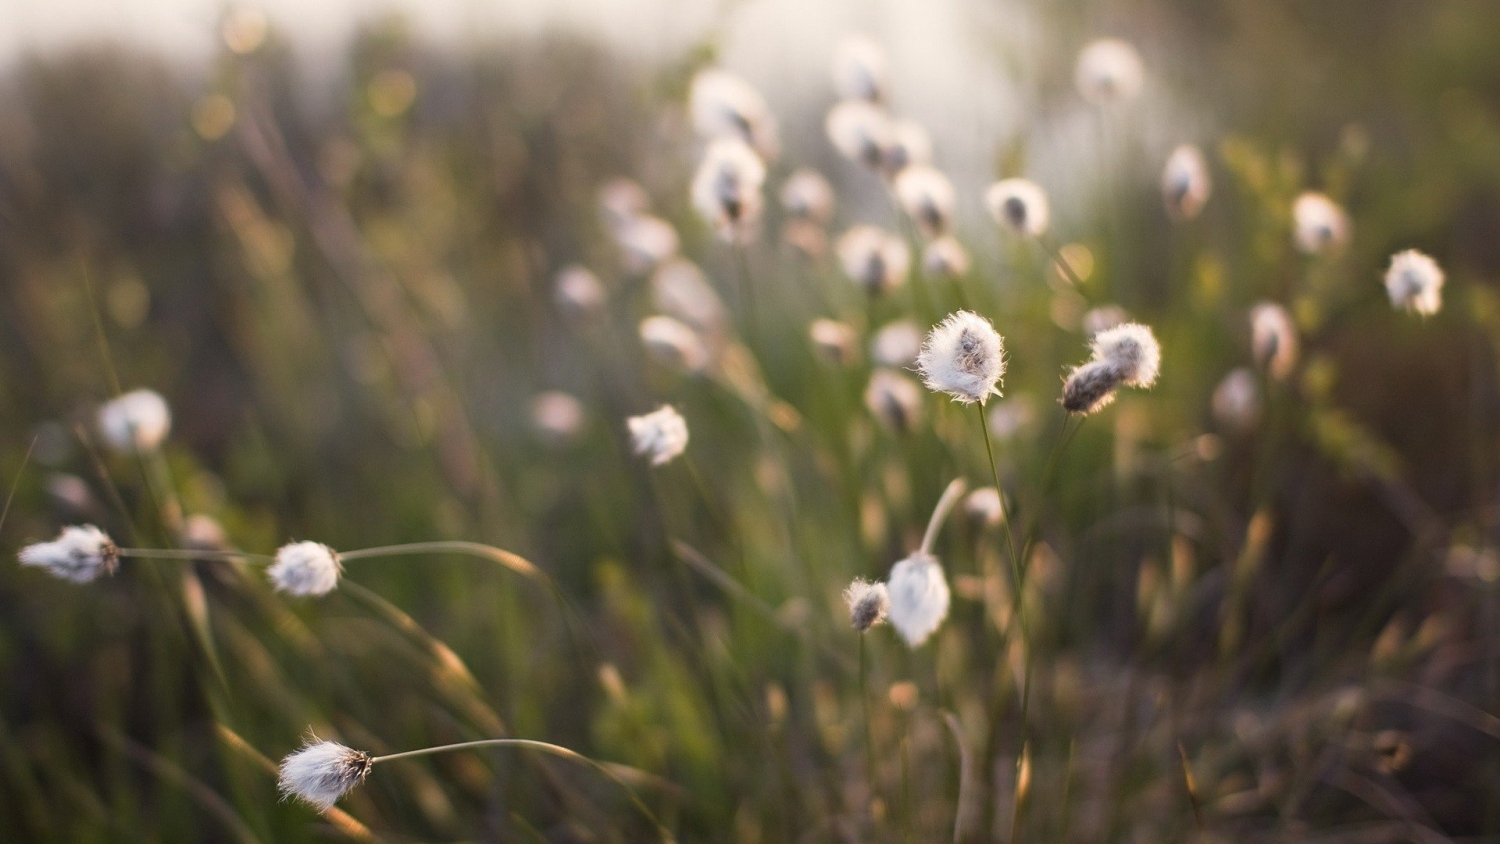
top-left (1036, 236), bottom-right (1085, 290)
top-left (370, 738), bottom-right (672, 842)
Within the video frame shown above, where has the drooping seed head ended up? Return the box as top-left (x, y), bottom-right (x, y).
top-left (917, 311), bottom-right (1006, 405)
top-left (639, 316), bottom-right (712, 374)
top-left (886, 552), bottom-right (950, 647)
top-left (267, 541), bottom-right (342, 597)
top-left (691, 138), bottom-right (767, 244)
top-left (554, 265), bottom-right (607, 317)
top-left (842, 577), bottom-right (890, 632)
top-left (809, 319), bottom-right (859, 365)
top-left (278, 738), bottom-right (373, 811)
top-left (831, 34), bottom-right (889, 103)
top-left (1292, 192), bottom-right (1349, 255)
top-left (1089, 323), bottom-right (1160, 388)
top-left (1383, 249), bottom-right (1444, 316)
top-left (893, 165), bottom-right (956, 239)
top-left (1161, 144), bottom-right (1211, 220)
top-left (779, 168), bottom-right (835, 224)
top-left (1212, 368), bottom-right (1261, 432)
top-left (1075, 38), bottom-right (1144, 106)
top-left (1061, 359), bottom-right (1124, 415)
top-left (18, 525), bottom-right (118, 583)
top-left (837, 225), bottom-right (910, 296)
top-left (922, 236), bottom-right (971, 278)
top-left (98, 389), bottom-right (172, 454)
top-left (627, 405), bottom-right (689, 467)
top-left (985, 179), bottom-right (1050, 237)
top-left (688, 67), bottom-right (780, 160)
top-left (1250, 302), bottom-right (1297, 379)
top-left (865, 369), bottom-right (924, 433)
top-left (826, 100), bottom-right (896, 171)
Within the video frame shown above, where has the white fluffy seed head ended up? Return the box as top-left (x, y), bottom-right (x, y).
top-left (870, 320), bottom-right (922, 368)
top-left (530, 391), bottom-right (587, 445)
top-left (779, 168), bottom-right (835, 224)
top-left (1090, 323), bottom-right (1160, 388)
top-left (267, 541), bottom-right (342, 597)
top-left (1292, 192), bottom-right (1349, 255)
top-left (598, 178), bottom-right (649, 231)
top-left (917, 311), bottom-right (1006, 405)
top-left (922, 236), bottom-right (971, 278)
top-left (278, 738), bottom-right (372, 811)
top-left (886, 552), bottom-right (950, 647)
top-left (612, 215), bottom-right (679, 275)
top-left (1250, 303), bottom-right (1298, 379)
top-left (554, 265), bottom-right (606, 316)
top-left (1162, 144), bottom-right (1212, 220)
top-left (865, 369), bottom-right (924, 432)
top-left (809, 319), bottom-right (859, 365)
top-left (826, 100), bottom-right (895, 171)
top-left (1075, 38), bottom-right (1144, 106)
top-left (651, 259), bottom-right (727, 336)
top-left (986, 179), bottom-right (1050, 237)
top-left (692, 138), bottom-right (767, 244)
top-left (628, 405), bottom-right (689, 467)
top-left (893, 165), bottom-right (956, 239)
top-left (965, 487), bottom-right (1005, 527)
top-left (843, 578), bottom-right (890, 632)
top-left (831, 34), bottom-right (888, 102)
top-left (1383, 250), bottom-right (1445, 316)
top-left (884, 120), bottom-right (932, 173)
top-left (688, 68), bottom-right (779, 160)
top-left (1061, 359), bottom-right (1124, 415)
top-left (18, 524), bottom-right (118, 583)
top-left (1212, 368), bottom-right (1261, 432)
top-left (98, 389), bottom-right (171, 454)
top-left (639, 316), bottom-right (712, 374)
top-left (837, 226), bottom-right (910, 296)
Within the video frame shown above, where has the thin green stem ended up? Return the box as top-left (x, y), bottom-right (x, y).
top-left (117, 548), bottom-right (273, 563)
top-left (859, 635), bottom-right (878, 821)
top-left (1037, 236), bottom-right (1085, 291)
top-left (338, 541), bottom-right (541, 579)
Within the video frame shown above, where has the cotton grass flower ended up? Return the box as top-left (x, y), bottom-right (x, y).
top-left (554, 265), bottom-right (606, 316)
top-left (826, 100), bottom-right (895, 171)
top-left (1292, 192), bottom-right (1349, 255)
top-left (870, 320), bottom-right (922, 367)
top-left (597, 177), bottom-right (649, 231)
top-left (18, 525), bottom-right (118, 583)
top-left (884, 120), bottom-right (933, 172)
top-left (639, 316), bottom-right (711, 374)
top-left (964, 487), bottom-right (1004, 527)
top-left (831, 34), bottom-right (888, 102)
top-left (865, 369), bottom-right (923, 432)
top-left (98, 389), bottom-right (171, 454)
top-left (530, 391), bottom-right (587, 446)
top-left (1091, 323), bottom-right (1160, 388)
top-left (1061, 359), bottom-right (1123, 415)
top-left (923, 236), bottom-right (971, 278)
top-left (1075, 38), bottom-right (1144, 105)
top-left (267, 541), bottom-right (342, 597)
top-left (1162, 144), bottom-right (1212, 220)
top-left (651, 259), bottom-right (727, 336)
top-left (779, 168), bottom-right (835, 224)
top-left (1212, 368), bottom-right (1261, 432)
top-left (612, 215), bottom-right (679, 275)
top-left (1383, 249), bottom-right (1444, 316)
top-left (1250, 303), bottom-right (1298, 379)
top-left (917, 311), bottom-right (1006, 405)
top-left (986, 179), bottom-right (1050, 237)
top-left (843, 578), bottom-right (890, 632)
top-left (886, 479), bottom-right (966, 647)
top-left (809, 319), bottom-right (858, 365)
top-left (691, 138), bottom-right (766, 244)
top-left (893, 165), bottom-right (956, 239)
top-left (837, 226), bottom-right (910, 296)
top-left (278, 738), bottom-right (373, 810)
top-left (688, 67), bottom-right (779, 159)
top-left (628, 405), bottom-right (689, 466)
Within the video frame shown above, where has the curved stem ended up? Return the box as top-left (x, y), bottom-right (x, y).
top-left (920, 477), bottom-right (968, 556)
top-left (370, 739), bottom-right (672, 842)
top-left (117, 548), bottom-right (274, 563)
top-left (338, 541), bottom-right (540, 579)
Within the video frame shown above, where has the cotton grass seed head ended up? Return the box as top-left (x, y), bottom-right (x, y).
top-left (843, 578), bottom-right (890, 632)
top-left (268, 541), bottom-right (342, 597)
top-left (1212, 368), bottom-right (1261, 432)
top-left (1061, 359), bottom-right (1124, 415)
top-left (865, 369), bottom-right (923, 433)
top-left (628, 405), bottom-right (689, 467)
top-left (278, 738), bottom-right (373, 811)
top-left (597, 177), bottom-right (650, 231)
top-left (554, 265), bottom-right (606, 317)
top-left (917, 311), bottom-right (1006, 405)
top-left (639, 316), bottom-right (711, 374)
top-left (689, 67), bottom-right (779, 160)
top-left (809, 319), bottom-right (859, 365)
top-left (612, 215), bottom-right (679, 275)
top-left (692, 138), bottom-right (767, 244)
top-left (826, 100), bottom-right (895, 171)
top-left (986, 179), bottom-right (1050, 237)
top-left (1090, 323), bottom-right (1160, 388)
top-left (1250, 303), bottom-right (1298, 379)
top-left (1162, 144), bottom-right (1211, 220)
top-left (530, 391), bottom-right (587, 445)
top-left (886, 552), bottom-right (950, 647)
top-left (98, 389), bottom-right (171, 454)
top-left (1383, 250), bottom-right (1444, 316)
top-left (870, 320), bottom-right (922, 367)
top-left (965, 487), bottom-right (1004, 527)
top-left (779, 168), bottom-right (835, 224)
top-left (19, 524), bottom-right (118, 583)
top-left (884, 120), bottom-right (933, 173)
top-left (894, 165), bottom-right (956, 239)
top-left (923, 236), bottom-right (971, 278)
top-left (1292, 192), bottom-right (1349, 255)
top-left (831, 34), bottom-right (889, 103)
top-left (837, 225), bottom-right (910, 296)
top-left (651, 259), bottom-right (727, 336)
top-left (1075, 38), bottom-right (1144, 106)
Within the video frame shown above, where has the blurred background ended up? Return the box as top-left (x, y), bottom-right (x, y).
top-left (3, 0), bottom-right (1500, 841)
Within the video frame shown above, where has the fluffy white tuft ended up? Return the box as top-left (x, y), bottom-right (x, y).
top-left (530, 391), bottom-right (587, 445)
top-left (554, 265), bottom-right (606, 316)
top-left (884, 120), bottom-right (932, 172)
top-left (639, 316), bottom-right (712, 374)
top-left (779, 168), bottom-right (835, 224)
top-left (870, 320), bottom-right (922, 368)
top-left (691, 138), bottom-right (767, 244)
top-left (825, 100), bottom-right (895, 171)
top-left (917, 311), bottom-right (1006, 405)
top-left (98, 389), bottom-right (172, 454)
top-left (278, 738), bottom-right (372, 811)
top-left (893, 165), bottom-right (956, 239)
top-left (267, 541), bottom-right (342, 597)
top-left (651, 259), bottom-right (727, 336)
top-left (597, 178), bottom-right (650, 231)
top-left (985, 179), bottom-right (1050, 237)
top-left (842, 578), bottom-right (890, 632)
top-left (688, 68), bottom-right (779, 159)
top-left (1090, 323), bottom-right (1161, 388)
top-left (837, 226), bottom-right (910, 296)
top-left (865, 369), bottom-right (924, 432)
top-left (628, 405), bottom-right (689, 467)
top-left (18, 524), bottom-right (118, 583)
top-left (964, 487), bottom-right (1005, 527)
top-left (809, 319), bottom-right (858, 365)
top-left (1075, 38), bottom-right (1144, 105)
top-left (886, 552), bottom-right (950, 647)
top-left (1250, 303), bottom-right (1298, 379)
top-left (611, 215), bottom-right (679, 276)
top-left (831, 34), bottom-right (889, 102)
top-left (1292, 192), bottom-right (1349, 255)
top-left (1383, 250), bottom-right (1445, 316)
top-left (1061, 359), bottom-right (1124, 416)
top-left (1162, 144), bottom-right (1212, 220)
top-left (1212, 368), bottom-right (1261, 432)
top-left (922, 236), bottom-right (971, 278)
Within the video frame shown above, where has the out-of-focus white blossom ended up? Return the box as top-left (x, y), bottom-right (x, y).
top-left (986, 179), bottom-right (1050, 237)
top-left (1212, 368), bottom-right (1261, 432)
top-left (99, 389), bottom-right (172, 454)
top-left (1292, 192), bottom-right (1349, 255)
top-left (627, 405), bottom-right (689, 466)
top-left (831, 35), bottom-right (888, 102)
top-left (865, 369), bottom-right (923, 432)
top-left (826, 100), bottom-right (895, 171)
top-left (639, 316), bottom-right (711, 374)
top-left (1162, 144), bottom-right (1212, 220)
top-left (923, 236), bottom-right (971, 278)
top-left (779, 168), bottom-right (835, 224)
top-left (1383, 250), bottom-right (1445, 316)
top-left (597, 178), bottom-right (650, 231)
top-left (691, 138), bottom-right (767, 244)
top-left (612, 215), bottom-right (680, 275)
top-left (884, 119), bottom-right (932, 173)
top-left (554, 265), bottom-right (607, 316)
top-left (870, 320), bottom-right (922, 368)
top-left (530, 391), bottom-right (587, 445)
top-left (964, 487), bottom-right (1005, 527)
top-left (689, 67), bottom-right (780, 160)
top-left (1082, 305), bottom-right (1129, 337)
top-left (651, 259), bottom-right (727, 336)
top-left (1075, 38), bottom-right (1144, 105)
top-left (837, 226), bottom-right (910, 295)
top-left (894, 165), bottom-right (955, 239)
top-left (1250, 303), bottom-right (1298, 379)
top-left (809, 319), bottom-right (858, 365)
